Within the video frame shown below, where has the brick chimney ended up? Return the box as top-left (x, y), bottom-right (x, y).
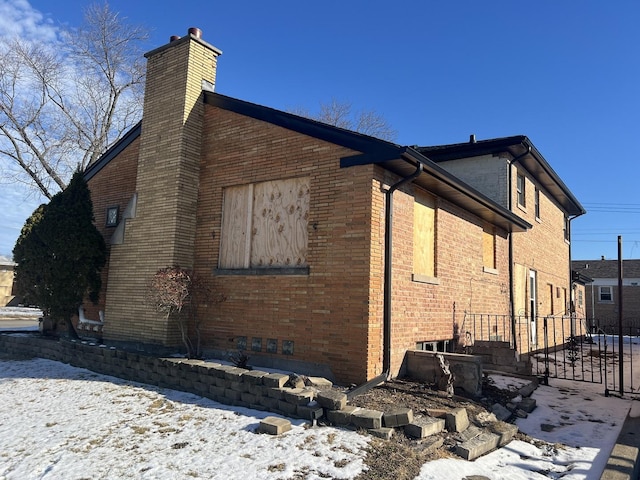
top-left (103, 29), bottom-right (222, 345)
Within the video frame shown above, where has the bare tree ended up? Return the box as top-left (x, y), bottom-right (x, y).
top-left (289, 99), bottom-right (397, 142)
top-left (0, 3), bottom-right (148, 200)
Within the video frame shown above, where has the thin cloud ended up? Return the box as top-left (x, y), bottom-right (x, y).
top-left (0, 0), bottom-right (58, 41)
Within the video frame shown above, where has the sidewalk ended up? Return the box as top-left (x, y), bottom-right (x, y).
top-left (601, 402), bottom-right (640, 480)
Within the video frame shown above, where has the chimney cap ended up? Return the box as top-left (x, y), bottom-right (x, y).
top-left (469, 134), bottom-right (476, 143)
top-left (188, 27), bottom-right (202, 39)
top-left (169, 35), bottom-right (181, 42)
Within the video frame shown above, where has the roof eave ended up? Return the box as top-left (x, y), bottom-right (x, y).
top-left (419, 136), bottom-right (586, 217)
top-left (341, 147), bottom-right (531, 233)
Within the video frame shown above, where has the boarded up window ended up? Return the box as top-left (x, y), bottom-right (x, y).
top-left (219, 178), bottom-right (309, 269)
top-left (413, 190), bottom-right (435, 277)
top-left (514, 263), bottom-right (527, 315)
top-left (482, 225), bottom-right (495, 269)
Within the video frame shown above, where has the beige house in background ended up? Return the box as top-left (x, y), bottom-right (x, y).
top-left (0, 255), bottom-right (15, 306)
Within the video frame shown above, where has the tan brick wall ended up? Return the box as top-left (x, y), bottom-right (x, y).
top-left (85, 137), bottom-right (139, 322)
top-left (510, 165), bottom-right (571, 351)
top-left (192, 108), bottom-right (513, 383)
top-left (380, 173), bottom-right (511, 374)
top-left (101, 35), bottom-right (221, 345)
top-left (195, 106), bottom-right (378, 384)
top-left (0, 267), bottom-right (14, 306)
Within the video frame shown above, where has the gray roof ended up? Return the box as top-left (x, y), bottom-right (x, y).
top-left (572, 259), bottom-right (640, 279)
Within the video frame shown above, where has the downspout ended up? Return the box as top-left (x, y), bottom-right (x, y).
top-left (508, 146), bottom-right (530, 351)
top-left (347, 161), bottom-right (423, 400)
top-left (383, 162), bottom-right (423, 374)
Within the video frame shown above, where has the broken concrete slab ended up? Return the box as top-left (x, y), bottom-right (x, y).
top-left (351, 408), bottom-right (384, 429)
top-left (316, 390), bottom-right (347, 410)
top-left (257, 416), bottom-right (291, 435)
top-left (455, 431), bottom-right (500, 460)
top-left (306, 377), bottom-right (333, 389)
top-left (446, 407), bottom-right (470, 433)
top-left (326, 405), bottom-right (360, 426)
top-left (405, 415), bottom-right (445, 439)
top-left (491, 403), bottom-right (512, 422)
top-left (486, 421), bottom-right (518, 447)
top-left (369, 427), bottom-right (394, 440)
top-left (383, 407), bottom-right (414, 428)
top-left (518, 380), bottom-right (538, 398)
top-left (456, 425), bottom-right (482, 443)
top-left (474, 411), bottom-right (498, 426)
top-left (519, 397), bottom-right (537, 413)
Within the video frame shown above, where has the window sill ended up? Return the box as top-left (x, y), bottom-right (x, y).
top-left (214, 267), bottom-right (310, 276)
top-left (412, 274), bottom-right (440, 285)
top-left (483, 267), bottom-right (498, 275)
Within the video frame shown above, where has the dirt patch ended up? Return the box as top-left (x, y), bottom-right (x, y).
top-left (345, 376), bottom-right (534, 479)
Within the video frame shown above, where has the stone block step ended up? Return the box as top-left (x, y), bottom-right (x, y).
top-left (258, 416), bottom-right (291, 435)
top-left (455, 431), bottom-right (501, 460)
top-left (383, 407), bottom-right (414, 428)
top-left (405, 416), bottom-right (445, 439)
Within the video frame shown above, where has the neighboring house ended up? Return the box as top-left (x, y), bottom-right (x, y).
top-left (82, 28), bottom-right (580, 384)
top-left (418, 136), bottom-right (586, 350)
top-left (0, 255), bottom-right (15, 306)
top-left (572, 258), bottom-right (640, 331)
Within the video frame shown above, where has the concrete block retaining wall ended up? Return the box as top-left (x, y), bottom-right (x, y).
top-left (0, 334), bottom-right (335, 420)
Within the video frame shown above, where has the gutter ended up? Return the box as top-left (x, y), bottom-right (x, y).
top-left (347, 161), bottom-right (423, 400)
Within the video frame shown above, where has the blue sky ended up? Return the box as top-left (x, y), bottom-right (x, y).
top-left (1, 0), bottom-right (639, 259)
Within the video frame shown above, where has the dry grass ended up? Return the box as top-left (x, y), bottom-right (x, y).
top-left (355, 438), bottom-right (427, 480)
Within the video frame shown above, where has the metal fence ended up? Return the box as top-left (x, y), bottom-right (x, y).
top-left (460, 312), bottom-right (640, 396)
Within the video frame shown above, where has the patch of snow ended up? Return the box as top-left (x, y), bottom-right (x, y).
top-left (0, 358), bottom-right (369, 479)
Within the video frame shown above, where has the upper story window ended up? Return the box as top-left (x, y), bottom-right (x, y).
top-left (218, 177), bottom-right (309, 271)
top-left (564, 215), bottom-right (570, 242)
top-left (599, 286), bottom-right (613, 302)
top-left (516, 173), bottom-right (526, 207)
top-left (534, 188), bottom-right (540, 219)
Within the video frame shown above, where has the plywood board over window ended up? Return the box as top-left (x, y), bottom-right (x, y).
top-left (219, 177), bottom-right (310, 269)
top-left (413, 190), bottom-right (435, 277)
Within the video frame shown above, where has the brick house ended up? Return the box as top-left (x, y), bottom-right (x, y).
top-left (0, 255), bottom-right (15, 306)
top-left (572, 258), bottom-right (640, 331)
top-left (82, 28), bottom-right (581, 384)
top-left (419, 137), bottom-right (586, 351)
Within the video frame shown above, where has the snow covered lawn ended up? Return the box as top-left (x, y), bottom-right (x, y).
top-left (0, 356), bottom-right (633, 479)
top-left (0, 358), bottom-right (369, 479)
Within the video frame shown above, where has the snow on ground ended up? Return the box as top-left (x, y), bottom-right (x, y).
top-left (0, 307), bottom-right (42, 317)
top-left (0, 358), bottom-right (369, 480)
top-left (0, 329), bottom-right (637, 479)
top-left (418, 376), bottom-right (631, 480)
